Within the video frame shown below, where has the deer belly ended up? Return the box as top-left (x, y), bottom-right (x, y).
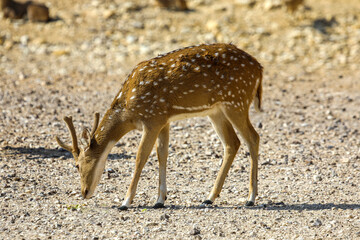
top-left (168, 103), bottom-right (221, 122)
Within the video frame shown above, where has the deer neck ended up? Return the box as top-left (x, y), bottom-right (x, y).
top-left (93, 109), bottom-right (135, 153)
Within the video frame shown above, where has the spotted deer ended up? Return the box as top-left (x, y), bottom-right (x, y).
top-left (56, 43), bottom-right (263, 210)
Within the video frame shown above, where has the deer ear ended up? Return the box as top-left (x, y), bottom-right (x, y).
top-left (81, 127), bottom-right (91, 147)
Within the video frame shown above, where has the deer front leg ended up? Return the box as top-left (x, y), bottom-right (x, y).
top-left (154, 124), bottom-right (170, 209)
top-left (120, 125), bottom-right (162, 210)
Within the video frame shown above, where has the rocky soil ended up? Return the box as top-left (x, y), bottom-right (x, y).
top-left (1, 0), bottom-right (360, 239)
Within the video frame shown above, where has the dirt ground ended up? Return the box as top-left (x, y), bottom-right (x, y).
top-left (1, 0), bottom-right (360, 239)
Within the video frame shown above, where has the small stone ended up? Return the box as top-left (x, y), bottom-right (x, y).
top-left (160, 214), bottom-right (170, 221)
top-left (312, 219), bottom-right (322, 227)
top-left (236, 0), bottom-right (256, 7)
top-left (190, 227), bottom-right (201, 235)
top-left (103, 9), bottom-right (115, 19)
top-left (206, 20), bottom-right (220, 33)
top-left (313, 175), bottom-right (322, 182)
top-left (263, 0), bottom-right (282, 10)
top-left (52, 50), bottom-right (70, 56)
top-left (20, 35), bottom-right (29, 45)
top-left (126, 35), bottom-right (138, 44)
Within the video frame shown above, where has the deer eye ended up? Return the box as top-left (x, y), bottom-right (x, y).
top-left (75, 164), bottom-right (79, 170)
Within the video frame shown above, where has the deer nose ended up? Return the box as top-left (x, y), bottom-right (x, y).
top-left (82, 188), bottom-right (89, 199)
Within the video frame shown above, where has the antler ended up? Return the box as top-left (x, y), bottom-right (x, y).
top-left (90, 112), bottom-right (100, 137)
top-left (81, 112), bottom-right (100, 148)
top-left (55, 116), bottom-right (80, 157)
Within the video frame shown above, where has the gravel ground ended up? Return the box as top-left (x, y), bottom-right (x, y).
top-left (1, 0), bottom-right (360, 239)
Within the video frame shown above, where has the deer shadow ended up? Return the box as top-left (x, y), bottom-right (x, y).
top-left (247, 202), bottom-right (360, 211)
top-left (1, 146), bottom-right (132, 161)
top-left (107, 202), bottom-right (360, 212)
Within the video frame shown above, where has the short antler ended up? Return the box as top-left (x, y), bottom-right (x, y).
top-left (55, 116), bottom-right (80, 158)
top-left (90, 112), bottom-right (100, 137)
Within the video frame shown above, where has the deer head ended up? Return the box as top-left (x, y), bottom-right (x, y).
top-left (55, 112), bottom-right (103, 198)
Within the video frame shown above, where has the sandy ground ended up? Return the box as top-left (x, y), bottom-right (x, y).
top-left (1, 0), bottom-right (360, 239)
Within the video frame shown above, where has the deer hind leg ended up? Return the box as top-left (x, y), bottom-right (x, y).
top-left (203, 110), bottom-right (240, 205)
top-left (223, 108), bottom-right (259, 206)
top-left (154, 124), bottom-right (170, 209)
top-left (120, 124), bottom-right (162, 210)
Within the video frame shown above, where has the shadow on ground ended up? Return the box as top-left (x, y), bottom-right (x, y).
top-left (106, 202), bottom-right (360, 212)
top-left (249, 202), bottom-right (360, 211)
top-left (1, 146), bottom-right (132, 160)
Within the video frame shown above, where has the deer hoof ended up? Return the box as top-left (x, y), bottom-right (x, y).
top-left (202, 200), bottom-right (213, 205)
top-left (118, 205), bottom-right (128, 211)
top-left (154, 203), bottom-right (165, 209)
top-left (245, 201), bottom-right (254, 206)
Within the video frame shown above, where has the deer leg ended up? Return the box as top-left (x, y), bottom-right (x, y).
top-left (120, 125), bottom-right (162, 210)
top-left (203, 111), bottom-right (240, 205)
top-left (223, 110), bottom-right (259, 206)
top-left (154, 124), bottom-right (170, 209)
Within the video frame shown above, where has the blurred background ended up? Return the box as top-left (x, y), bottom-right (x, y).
top-left (1, 0), bottom-right (359, 78)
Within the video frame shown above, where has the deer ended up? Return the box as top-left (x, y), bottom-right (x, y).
top-left (56, 43), bottom-right (263, 210)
